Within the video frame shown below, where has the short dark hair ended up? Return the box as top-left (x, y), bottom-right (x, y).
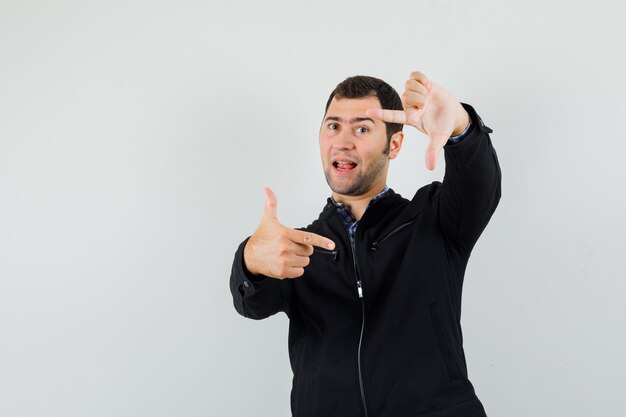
top-left (324, 75), bottom-right (403, 148)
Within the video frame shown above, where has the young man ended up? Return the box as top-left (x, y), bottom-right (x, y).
top-left (229, 71), bottom-right (501, 417)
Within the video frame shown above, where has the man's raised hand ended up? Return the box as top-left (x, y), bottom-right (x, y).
top-left (243, 187), bottom-right (336, 279)
top-left (366, 71), bottom-right (470, 171)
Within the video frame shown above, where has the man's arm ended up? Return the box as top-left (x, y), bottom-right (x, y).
top-left (367, 71), bottom-right (501, 253)
top-left (229, 188), bottom-right (336, 320)
top-left (436, 103), bottom-right (501, 253)
top-left (230, 236), bottom-right (294, 320)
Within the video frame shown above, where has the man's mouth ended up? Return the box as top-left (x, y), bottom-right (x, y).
top-left (333, 160), bottom-right (358, 172)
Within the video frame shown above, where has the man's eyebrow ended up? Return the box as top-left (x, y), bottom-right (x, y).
top-left (324, 116), bottom-right (376, 124)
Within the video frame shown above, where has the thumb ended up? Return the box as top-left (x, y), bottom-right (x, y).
top-left (425, 148), bottom-right (439, 171)
top-left (424, 134), bottom-right (448, 171)
top-left (262, 187), bottom-right (278, 220)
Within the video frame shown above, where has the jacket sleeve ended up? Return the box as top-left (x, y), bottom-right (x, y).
top-left (229, 237), bottom-right (293, 320)
top-left (432, 102), bottom-right (502, 255)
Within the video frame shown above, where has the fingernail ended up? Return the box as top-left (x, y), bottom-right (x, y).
top-left (327, 241), bottom-right (335, 249)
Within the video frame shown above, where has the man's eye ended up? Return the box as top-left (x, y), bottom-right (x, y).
top-left (328, 123), bottom-right (338, 130)
top-left (356, 127), bottom-right (369, 133)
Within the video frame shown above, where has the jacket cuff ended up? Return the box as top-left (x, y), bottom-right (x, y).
top-left (234, 237), bottom-right (270, 299)
top-left (448, 119), bottom-right (472, 143)
top-left (443, 103), bottom-right (492, 150)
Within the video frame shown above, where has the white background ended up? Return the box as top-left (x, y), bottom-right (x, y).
top-left (1, 0), bottom-right (625, 416)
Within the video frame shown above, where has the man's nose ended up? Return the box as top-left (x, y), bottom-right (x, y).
top-left (332, 130), bottom-right (355, 150)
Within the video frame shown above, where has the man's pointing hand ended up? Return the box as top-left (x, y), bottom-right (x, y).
top-left (366, 71), bottom-right (470, 171)
top-left (243, 187), bottom-right (336, 279)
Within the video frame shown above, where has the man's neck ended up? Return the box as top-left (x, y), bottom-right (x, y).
top-left (332, 185), bottom-right (388, 221)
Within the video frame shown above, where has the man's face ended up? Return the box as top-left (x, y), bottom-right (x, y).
top-left (320, 96), bottom-right (398, 197)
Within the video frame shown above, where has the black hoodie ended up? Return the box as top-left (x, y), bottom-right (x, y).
top-left (230, 103), bottom-right (501, 417)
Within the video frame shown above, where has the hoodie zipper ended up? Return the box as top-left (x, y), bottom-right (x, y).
top-left (349, 236), bottom-right (369, 417)
top-left (370, 218), bottom-right (416, 251)
top-left (350, 216), bottom-right (417, 416)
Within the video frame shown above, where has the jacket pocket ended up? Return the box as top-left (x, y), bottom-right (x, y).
top-left (313, 246), bottom-right (337, 260)
top-left (370, 214), bottom-right (420, 251)
top-left (427, 301), bottom-right (462, 380)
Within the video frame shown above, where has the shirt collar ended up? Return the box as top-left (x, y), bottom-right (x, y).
top-left (331, 185), bottom-right (390, 224)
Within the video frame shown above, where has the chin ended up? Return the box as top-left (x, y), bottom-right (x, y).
top-left (325, 166), bottom-right (374, 197)
top-left (327, 178), bottom-right (368, 197)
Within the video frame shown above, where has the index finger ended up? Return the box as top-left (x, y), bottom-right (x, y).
top-left (366, 108), bottom-right (408, 125)
top-left (288, 229), bottom-right (335, 250)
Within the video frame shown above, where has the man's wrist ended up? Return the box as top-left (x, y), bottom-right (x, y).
top-left (242, 238), bottom-right (262, 276)
top-left (451, 104), bottom-right (471, 137)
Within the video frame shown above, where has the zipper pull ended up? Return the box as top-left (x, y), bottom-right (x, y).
top-left (356, 280), bottom-right (364, 298)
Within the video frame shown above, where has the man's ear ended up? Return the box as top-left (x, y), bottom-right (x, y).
top-left (388, 131), bottom-right (404, 160)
